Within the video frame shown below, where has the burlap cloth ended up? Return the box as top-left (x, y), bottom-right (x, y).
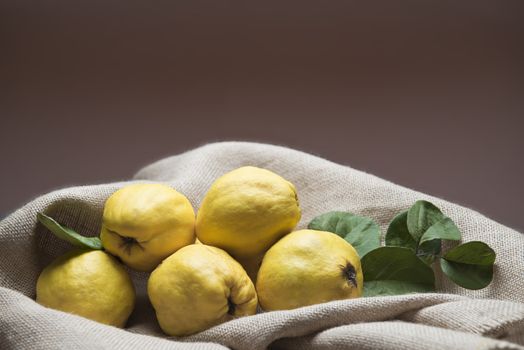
top-left (1, 142), bottom-right (523, 349)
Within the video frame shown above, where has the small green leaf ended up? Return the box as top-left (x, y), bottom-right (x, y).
top-left (416, 217), bottom-right (461, 265)
top-left (416, 240), bottom-right (441, 265)
top-left (364, 280), bottom-right (435, 297)
top-left (440, 260), bottom-right (493, 290)
top-left (443, 241), bottom-right (496, 265)
top-left (407, 200), bottom-right (445, 242)
top-left (440, 241), bottom-right (496, 290)
top-left (419, 217), bottom-right (461, 246)
top-left (385, 211), bottom-right (417, 252)
top-left (406, 201), bottom-right (450, 265)
top-left (308, 211), bottom-right (349, 233)
top-left (37, 212), bottom-right (103, 250)
top-left (308, 211), bottom-right (380, 257)
top-left (361, 246), bottom-right (435, 297)
top-left (386, 210), bottom-right (458, 265)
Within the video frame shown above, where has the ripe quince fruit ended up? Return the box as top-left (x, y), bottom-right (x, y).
top-left (148, 244), bottom-right (257, 336)
top-left (196, 166), bottom-right (301, 279)
top-left (100, 183), bottom-right (195, 271)
top-left (36, 249), bottom-right (135, 327)
top-left (256, 229), bottom-right (363, 311)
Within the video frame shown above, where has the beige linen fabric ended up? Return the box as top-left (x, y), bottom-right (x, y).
top-left (1, 141), bottom-right (523, 349)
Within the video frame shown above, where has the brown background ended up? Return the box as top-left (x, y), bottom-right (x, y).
top-left (1, 1), bottom-right (523, 230)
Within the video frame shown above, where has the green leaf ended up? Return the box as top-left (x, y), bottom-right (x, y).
top-left (386, 210), bottom-right (458, 265)
top-left (416, 217), bottom-right (461, 265)
top-left (361, 246), bottom-right (435, 297)
top-left (419, 217), bottom-right (461, 246)
top-left (308, 211), bottom-right (380, 257)
top-left (385, 211), bottom-right (417, 252)
top-left (406, 201), bottom-right (450, 265)
top-left (416, 240), bottom-right (441, 265)
top-left (308, 211), bottom-right (349, 233)
top-left (364, 280), bottom-right (436, 297)
top-left (440, 241), bottom-right (496, 290)
top-left (440, 260), bottom-right (493, 290)
top-left (37, 212), bottom-right (103, 250)
top-left (443, 241), bottom-right (496, 265)
top-left (407, 200), bottom-right (445, 242)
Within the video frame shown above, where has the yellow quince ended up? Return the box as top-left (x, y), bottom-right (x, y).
top-left (36, 249), bottom-right (135, 327)
top-left (100, 183), bottom-right (195, 272)
top-left (196, 166), bottom-right (301, 279)
top-left (256, 229), bottom-right (363, 311)
top-left (148, 244), bottom-right (258, 336)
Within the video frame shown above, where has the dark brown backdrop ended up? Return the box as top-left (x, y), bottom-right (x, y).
top-left (1, 1), bottom-right (523, 230)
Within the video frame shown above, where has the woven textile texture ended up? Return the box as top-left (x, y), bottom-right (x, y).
top-left (1, 142), bottom-right (523, 349)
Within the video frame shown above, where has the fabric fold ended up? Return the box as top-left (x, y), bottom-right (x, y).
top-left (1, 141), bottom-right (523, 349)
